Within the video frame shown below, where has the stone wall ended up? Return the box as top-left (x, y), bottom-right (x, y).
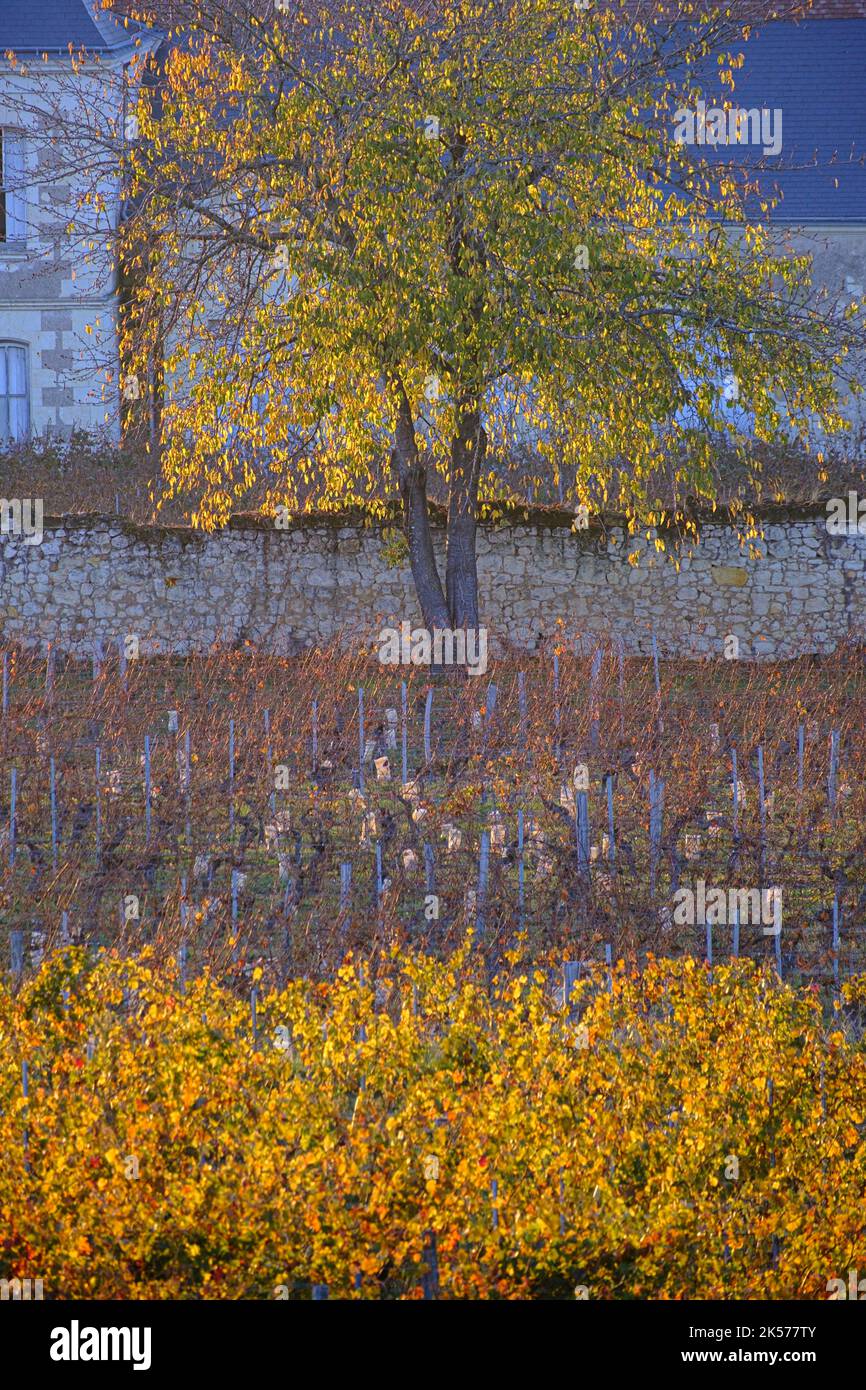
top-left (1, 506), bottom-right (864, 660)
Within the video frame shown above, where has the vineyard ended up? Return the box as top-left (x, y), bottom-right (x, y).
top-left (0, 638), bottom-right (864, 991)
top-left (1, 946), bottom-right (865, 1299)
top-left (2, 638), bottom-right (866, 1300)
top-left (1, 0), bottom-right (865, 1326)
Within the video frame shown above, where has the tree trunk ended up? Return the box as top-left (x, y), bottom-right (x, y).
top-left (446, 404), bottom-right (485, 630)
top-left (390, 382), bottom-right (451, 632)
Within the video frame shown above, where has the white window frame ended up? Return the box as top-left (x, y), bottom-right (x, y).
top-left (0, 128), bottom-right (28, 245)
top-left (0, 342), bottom-right (31, 442)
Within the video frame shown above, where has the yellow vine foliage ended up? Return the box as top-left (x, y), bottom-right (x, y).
top-left (1, 944), bottom-right (864, 1299)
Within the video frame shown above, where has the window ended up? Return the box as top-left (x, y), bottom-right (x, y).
top-left (0, 130), bottom-right (27, 243)
top-left (0, 345), bottom-right (30, 440)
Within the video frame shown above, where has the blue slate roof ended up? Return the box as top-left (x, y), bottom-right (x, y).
top-left (0, 0), bottom-right (146, 53)
top-left (1, 9), bottom-right (863, 223)
top-left (686, 19), bottom-right (866, 223)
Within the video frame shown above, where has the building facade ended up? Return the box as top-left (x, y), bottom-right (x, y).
top-left (0, 0), bottom-right (160, 442)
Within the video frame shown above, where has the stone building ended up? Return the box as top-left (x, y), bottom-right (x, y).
top-left (0, 0), bottom-right (161, 441)
top-left (690, 4), bottom-right (866, 438)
